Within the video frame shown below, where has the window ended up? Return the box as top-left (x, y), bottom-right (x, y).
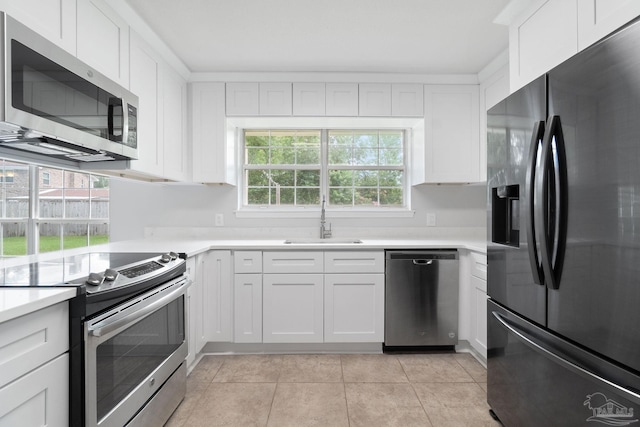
top-left (242, 129), bottom-right (406, 210)
top-left (0, 158), bottom-right (110, 258)
top-left (42, 171), bottom-right (50, 186)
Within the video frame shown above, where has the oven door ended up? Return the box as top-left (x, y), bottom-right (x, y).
top-left (85, 276), bottom-right (188, 427)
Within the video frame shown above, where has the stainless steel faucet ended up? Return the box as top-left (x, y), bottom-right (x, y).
top-left (320, 195), bottom-right (332, 239)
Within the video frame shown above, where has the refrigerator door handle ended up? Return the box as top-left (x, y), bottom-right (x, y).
top-left (526, 121), bottom-right (546, 285)
top-left (535, 115), bottom-right (568, 290)
top-left (492, 311), bottom-right (640, 401)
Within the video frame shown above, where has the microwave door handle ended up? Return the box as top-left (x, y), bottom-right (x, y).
top-left (526, 121), bottom-right (545, 286)
top-left (107, 97), bottom-right (125, 143)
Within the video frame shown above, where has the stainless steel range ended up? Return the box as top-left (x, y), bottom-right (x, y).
top-left (0, 251), bottom-right (188, 427)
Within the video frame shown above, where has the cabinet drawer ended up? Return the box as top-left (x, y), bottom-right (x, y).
top-left (0, 302), bottom-right (69, 387)
top-left (324, 251), bottom-right (384, 273)
top-left (234, 251), bottom-right (263, 273)
top-left (263, 251), bottom-right (323, 273)
top-left (470, 251), bottom-right (487, 280)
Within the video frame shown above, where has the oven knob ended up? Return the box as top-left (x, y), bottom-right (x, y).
top-left (169, 251), bottom-right (179, 260)
top-left (160, 253), bottom-right (172, 263)
top-left (104, 269), bottom-right (119, 281)
top-left (86, 272), bottom-right (104, 286)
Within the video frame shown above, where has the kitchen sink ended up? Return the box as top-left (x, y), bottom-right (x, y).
top-left (283, 238), bottom-right (363, 244)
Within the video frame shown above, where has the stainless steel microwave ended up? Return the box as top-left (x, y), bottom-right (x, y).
top-left (0, 12), bottom-right (138, 164)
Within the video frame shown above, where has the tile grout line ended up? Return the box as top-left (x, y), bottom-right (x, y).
top-left (340, 354), bottom-right (352, 427)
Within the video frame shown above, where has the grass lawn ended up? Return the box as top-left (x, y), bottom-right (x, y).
top-left (2, 235), bottom-right (109, 256)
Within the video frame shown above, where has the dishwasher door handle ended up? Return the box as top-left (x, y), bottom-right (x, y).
top-left (412, 259), bottom-right (434, 265)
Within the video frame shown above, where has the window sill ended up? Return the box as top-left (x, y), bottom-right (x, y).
top-left (235, 208), bottom-right (415, 219)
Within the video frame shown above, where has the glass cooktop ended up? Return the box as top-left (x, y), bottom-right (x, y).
top-left (0, 252), bottom-right (161, 287)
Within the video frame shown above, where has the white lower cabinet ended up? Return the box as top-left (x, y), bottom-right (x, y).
top-left (234, 274), bottom-right (263, 343)
top-left (187, 250), bottom-right (232, 366)
top-left (0, 353), bottom-right (69, 427)
top-left (263, 274), bottom-right (324, 343)
top-left (324, 274), bottom-right (384, 342)
top-left (467, 251), bottom-right (488, 359)
top-left (0, 302), bottom-right (70, 427)
top-left (234, 250), bottom-right (385, 345)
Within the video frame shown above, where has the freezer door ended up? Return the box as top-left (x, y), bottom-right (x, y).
top-left (487, 76), bottom-right (547, 325)
top-left (547, 17), bottom-right (640, 373)
top-left (488, 300), bottom-right (640, 427)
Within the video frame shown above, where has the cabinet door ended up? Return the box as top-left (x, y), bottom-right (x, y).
top-left (471, 276), bottom-right (488, 359)
top-left (292, 83), bottom-right (326, 116)
top-left (392, 83), bottom-right (424, 117)
top-left (324, 274), bottom-right (384, 342)
top-left (263, 274), bottom-right (324, 343)
top-left (509, 0), bottom-right (578, 91)
top-left (160, 66), bottom-right (189, 181)
top-left (205, 251), bottom-right (233, 343)
top-left (359, 83), bottom-right (391, 116)
top-left (326, 83), bottom-right (358, 116)
top-left (259, 83), bottom-right (292, 116)
top-left (419, 85), bottom-right (480, 183)
top-left (128, 30), bottom-right (163, 178)
top-left (226, 82), bottom-right (259, 116)
top-left (76, 0), bottom-right (129, 86)
top-left (191, 82), bottom-right (235, 184)
top-left (234, 274), bottom-right (263, 343)
top-left (0, 354), bottom-right (68, 427)
top-left (578, 0), bottom-right (640, 50)
top-left (1, 0), bottom-right (76, 54)
top-left (185, 257), bottom-right (200, 367)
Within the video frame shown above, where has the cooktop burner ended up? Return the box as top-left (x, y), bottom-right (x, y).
top-left (0, 252), bottom-right (165, 287)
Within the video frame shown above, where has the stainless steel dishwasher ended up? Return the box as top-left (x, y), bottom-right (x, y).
top-left (384, 250), bottom-right (459, 350)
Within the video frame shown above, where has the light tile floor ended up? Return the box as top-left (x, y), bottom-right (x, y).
top-left (165, 353), bottom-right (501, 427)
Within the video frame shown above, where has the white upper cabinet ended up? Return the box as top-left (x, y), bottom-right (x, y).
top-left (190, 82), bottom-right (236, 184)
top-left (416, 85), bottom-right (480, 184)
top-left (128, 30), bottom-right (163, 178)
top-left (326, 83), bottom-right (359, 116)
top-left (0, 0), bottom-right (76, 54)
top-left (259, 83), bottom-right (292, 116)
top-left (509, 0), bottom-right (578, 91)
top-left (160, 65), bottom-right (189, 181)
top-left (226, 82), bottom-right (259, 116)
top-left (358, 83), bottom-right (392, 117)
top-left (509, 0), bottom-right (640, 91)
top-left (76, 0), bottom-right (129, 87)
top-left (577, 0), bottom-right (640, 49)
top-left (391, 83), bottom-right (424, 117)
top-left (292, 83), bottom-right (326, 116)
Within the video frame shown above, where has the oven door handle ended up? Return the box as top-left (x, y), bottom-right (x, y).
top-left (89, 279), bottom-right (190, 338)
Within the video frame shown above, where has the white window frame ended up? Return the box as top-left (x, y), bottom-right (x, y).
top-left (236, 121), bottom-right (415, 219)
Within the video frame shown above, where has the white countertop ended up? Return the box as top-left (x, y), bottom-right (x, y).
top-left (0, 287), bottom-right (76, 324)
top-left (0, 237), bottom-right (486, 324)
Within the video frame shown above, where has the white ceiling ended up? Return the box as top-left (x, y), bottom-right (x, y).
top-left (125, 0), bottom-right (510, 75)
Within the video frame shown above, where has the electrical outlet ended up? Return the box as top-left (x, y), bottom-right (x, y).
top-left (215, 213), bottom-right (224, 226)
top-left (426, 212), bottom-right (437, 227)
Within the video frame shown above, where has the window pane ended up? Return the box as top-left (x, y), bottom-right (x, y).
top-left (272, 187), bottom-right (294, 205)
top-left (247, 188), bottom-right (269, 205)
top-left (353, 148), bottom-right (378, 166)
top-left (329, 170), bottom-right (353, 187)
top-left (296, 170), bottom-right (320, 187)
top-left (329, 147), bottom-right (351, 165)
top-left (354, 170), bottom-right (378, 187)
top-left (90, 178), bottom-right (109, 219)
top-left (246, 148), bottom-right (269, 164)
top-left (1, 161), bottom-right (29, 218)
top-left (271, 169), bottom-right (294, 187)
top-left (39, 223), bottom-right (62, 253)
top-left (297, 147), bottom-right (320, 164)
top-left (355, 132), bottom-right (377, 148)
top-left (379, 170), bottom-right (403, 186)
top-left (89, 223), bottom-right (109, 246)
top-left (1, 223), bottom-right (27, 257)
top-left (329, 188), bottom-right (353, 206)
top-left (355, 188), bottom-right (379, 206)
top-left (247, 170), bottom-right (269, 186)
top-left (379, 149), bottom-right (403, 166)
top-left (63, 223), bottom-right (88, 250)
top-left (380, 131), bottom-right (403, 148)
top-left (296, 188), bottom-right (320, 205)
top-left (380, 188), bottom-right (403, 206)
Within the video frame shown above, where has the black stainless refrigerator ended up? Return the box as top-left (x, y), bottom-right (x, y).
top-left (487, 18), bottom-right (640, 427)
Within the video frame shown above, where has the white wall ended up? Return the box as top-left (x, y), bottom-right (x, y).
top-left (109, 178), bottom-right (486, 241)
